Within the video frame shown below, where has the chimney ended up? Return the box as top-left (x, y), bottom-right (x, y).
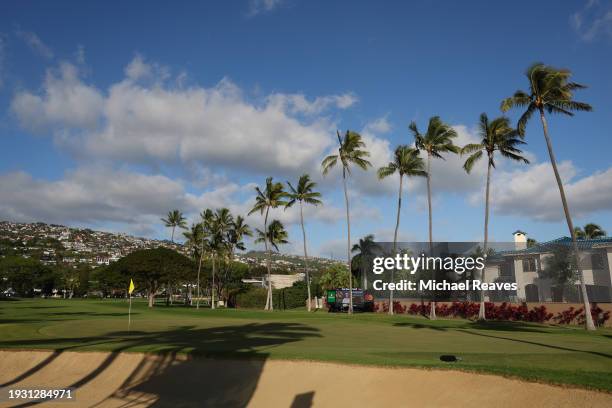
top-left (513, 230), bottom-right (527, 250)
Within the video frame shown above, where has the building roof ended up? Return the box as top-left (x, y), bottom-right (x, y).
top-left (497, 236), bottom-right (612, 257)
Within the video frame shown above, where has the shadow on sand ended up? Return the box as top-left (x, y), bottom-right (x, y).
top-left (0, 322), bottom-right (321, 407)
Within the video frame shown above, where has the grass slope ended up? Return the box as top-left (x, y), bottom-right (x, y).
top-left (1, 298), bottom-right (611, 392)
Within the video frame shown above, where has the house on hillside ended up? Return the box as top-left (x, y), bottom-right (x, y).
top-left (485, 232), bottom-right (612, 303)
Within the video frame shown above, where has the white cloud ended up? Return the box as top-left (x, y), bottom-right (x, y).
top-left (0, 167), bottom-right (186, 227)
top-left (0, 165), bottom-right (353, 240)
top-left (11, 58), bottom-right (359, 177)
top-left (248, 0), bottom-right (285, 17)
top-left (266, 92), bottom-right (358, 115)
top-left (348, 121), bottom-right (487, 198)
top-left (124, 54), bottom-right (152, 80)
top-left (15, 30), bottom-right (53, 59)
top-left (571, 0), bottom-right (612, 41)
top-left (486, 162), bottom-right (612, 222)
top-left (11, 63), bottom-right (104, 131)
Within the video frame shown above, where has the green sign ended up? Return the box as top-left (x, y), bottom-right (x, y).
top-left (326, 290), bottom-right (336, 303)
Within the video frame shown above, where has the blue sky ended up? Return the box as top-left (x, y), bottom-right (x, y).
top-left (0, 0), bottom-right (611, 258)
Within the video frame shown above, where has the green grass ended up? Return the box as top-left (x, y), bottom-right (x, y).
top-left (1, 298), bottom-right (611, 392)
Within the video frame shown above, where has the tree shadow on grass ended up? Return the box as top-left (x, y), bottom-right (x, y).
top-left (392, 319), bottom-right (552, 334)
top-left (0, 322), bottom-right (321, 407)
top-left (458, 329), bottom-right (612, 360)
top-left (465, 320), bottom-right (555, 334)
top-left (392, 322), bottom-right (448, 331)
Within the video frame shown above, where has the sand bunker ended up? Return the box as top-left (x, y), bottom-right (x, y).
top-left (0, 350), bottom-right (610, 407)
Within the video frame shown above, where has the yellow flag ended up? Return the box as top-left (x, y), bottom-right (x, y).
top-left (128, 279), bottom-right (135, 294)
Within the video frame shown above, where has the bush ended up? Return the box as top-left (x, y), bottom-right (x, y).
top-left (235, 281), bottom-right (308, 309)
top-left (235, 287), bottom-right (268, 308)
top-left (375, 301), bottom-right (556, 323)
top-left (275, 281), bottom-right (308, 309)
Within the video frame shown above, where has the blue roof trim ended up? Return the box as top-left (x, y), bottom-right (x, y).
top-left (493, 236), bottom-right (612, 257)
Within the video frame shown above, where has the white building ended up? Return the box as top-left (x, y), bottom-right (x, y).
top-left (484, 232), bottom-right (612, 303)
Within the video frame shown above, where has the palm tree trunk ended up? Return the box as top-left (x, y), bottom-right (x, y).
top-left (389, 175), bottom-right (403, 315)
top-left (263, 207), bottom-right (273, 311)
top-left (478, 160), bottom-right (492, 321)
top-left (212, 253), bottom-right (216, 310)
top-left (196, 243), bottom-right (204, 309)
top-left (342, 170), bottom-right (353, 314)
top-left (539, 110), bottom-right (595, 330)
top-left (300, 201), bottom-right (312, 312)
top-left (426, 154), bottom-right (436, 320)
top-left (171, 226), bottom-right (175, 243)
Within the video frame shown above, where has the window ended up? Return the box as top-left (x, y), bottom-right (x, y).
top-left (500, 262), bottom-right (513, 277)
top-left (591, 253), bottom-right (606, 270)
top-left (522, 257), bottom-right (537, 272)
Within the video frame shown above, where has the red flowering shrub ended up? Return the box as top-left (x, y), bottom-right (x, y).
top-left (553, 306), bottom-right (582, 324)
top-left (374, 300), bottom-right (609, 326)
top-left (577, 304), bottom-right (611, 327)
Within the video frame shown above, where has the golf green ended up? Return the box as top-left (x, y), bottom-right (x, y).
top-left (1, 299), bottom-right (611, 392)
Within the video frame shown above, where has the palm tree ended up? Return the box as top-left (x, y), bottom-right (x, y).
top-left (209, 208), bottom-right (233, 310)
top-left (501, 63), bottom-right (595, 330)
top-left (196, 209), bottom-right (214, 309)
top-left (183, 221), bottom-right (205, 306)
top-left (161, 209), bottom-right (187, 242)
top-left (377, 146), bottom-right (427, 314)
top-left (322, 130), bottom-right (372, 314)
top-left (248, 177), bottom-right (288, 310)
top-left (574, 223), bottom-right (607, 239)
top-left (351, 234), bottom-right (381, 290)
top-left (255, 220), bottom-right (289, 252)
top-left (461, 113), bottom-right (529, 320)
top-left (409, 117), bottom-right (459, 319)
top-left (286, 174), bottom-right (322, 311)
top-left (229, 215), bottom-right (253, 255)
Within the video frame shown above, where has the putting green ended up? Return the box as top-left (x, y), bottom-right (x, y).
top-left (1, 299), bottom-right (611, 392)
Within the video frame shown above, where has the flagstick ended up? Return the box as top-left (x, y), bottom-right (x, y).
top-left (128, 294), bottom-right (132, 333)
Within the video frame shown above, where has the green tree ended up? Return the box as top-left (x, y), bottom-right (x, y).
top-left (351, 234), bottom-right (381, 290)
top-left (574, 223), bottom-right (607, 239)
top-left (286, 174), bottom-right (322, 311)
top-left (461, 113), bottom-right (529, 320)
top-left (255, 220), bottom-right (289, 252)
top-left (249, 177), bottom-right (288, 310)
top-left (183, 219), bottom-right (206, 306)
top-left (377, 146), bottom-right (427, 314)
top-left (410, 116), bottom-right (459, 319)
top-left (0, 256), bottom-right (55, 297)
top-left (161, 209), bottom-right (188, 242)
top-left (209, 208), bottom-right (234, 309)
top-left (539, 245), bottom-right (578, 302)
top-left (319, 264), bottom-right (350, 291)
top-left (501, 63), bottom-right (595, 330)
top-left (321, 130), bottom-right (372, 314)
top-left (108, 248), bottom-right (195, 307)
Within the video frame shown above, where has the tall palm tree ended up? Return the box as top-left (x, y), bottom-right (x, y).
top-left (286, 174), bottom-right (322, 311)
top-left (248, 177), bottom-right (288, 310)
top-left (351, 234), bottom-right (381, 290)
top-left (183, 221), bottom-right (205, 306)
top-left (501, 63), bottom-right (595, 330)
top-left (161, 209), bottom-right (187, 242)
top-left (196, 209), bottom-right (214, 309)
top-left (255, 220), bottom-right (289, 252)
top-left (229, 215), bottom-right (253, 255)
top-left (377, 146), bottom-right (427, 314)
top-left (409, 116), bottom-right (459, 319)
top-left (209, 208), bottom-right (233, 310)
top-left (321, 130), bottom-right (372, 314)
top-left (574, 223), bottom-right (607, 240)
top-left (461, 113), bottom-right (529, 320)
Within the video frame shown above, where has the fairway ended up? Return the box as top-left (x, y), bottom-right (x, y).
top-left (1, 299), bottom-right (611, 394)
